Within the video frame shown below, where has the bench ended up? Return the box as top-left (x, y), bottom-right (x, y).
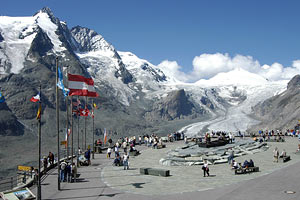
top-left (279, 155), bottom-right (290, 163)
top-left (157, 144), bottom-right (166, 149)
top-left (129, 150), bottom-right (140, 156)
top-left (140, 168), bottom-right (170, 177)
top-left (266, 138), bottom-right (285, 142)
top-left (235, 166), bottom-right (259, 175)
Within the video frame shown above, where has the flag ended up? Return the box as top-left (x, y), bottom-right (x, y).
top-left (36, 104), bottom-right (42, 120)
top-left (68, 73), bottom-right (99, 97)
top-left (90, 110), bottom-right (94, 119)
top-left (104, 128), bottom-right (107, 145)
top-left (72, 99), bottom-right (81, 107)
top-left (93, 102), bottom-right (98, 109)
top-left (57, 67), bottom-right (69, 97)
top-left (79, 108), bottom-right (89, 116)
top-left (0, 91), bottom-right (5, 103)
top-left (30, 93), bottom-right (40, 102)
top-left (65, 128), bottom-right (71, 148)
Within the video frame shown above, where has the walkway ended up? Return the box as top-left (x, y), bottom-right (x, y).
top-left (31, 139), bottom-right (300, 200)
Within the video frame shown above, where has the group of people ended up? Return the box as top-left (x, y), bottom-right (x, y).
top-left (60, 161), bottom-right (77, 182)
top-left (231, 159), bottom-right (254, 170)
top-left (107, 136), bottom-right (138, 170)
top-left (42, 152), bottom-right (55, 174)
top-left (199, 131), bottom-right (235, 144)
top-left (273, 147), bottom-right (287, 162)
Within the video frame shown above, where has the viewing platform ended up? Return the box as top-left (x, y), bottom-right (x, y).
top-left (2, 138), bottom-right (300, 200)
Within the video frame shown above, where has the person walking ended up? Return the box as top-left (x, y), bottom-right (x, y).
top-left (123, 153), bottom-right (129, 170)
top-left (43, 156), bottom-right (48, 174)
top-left (273, 147), bottom-right (279, 162)
top-left (66, 162), bottom-right (72, 182)
top-left (202, 160), bottom-right (210, 177)
top-left (107, 147), bottom-right (112, 159)
top-left (60, 160), bottom-right (67, 182)
top-left (72, 162), bottom-right (77, 182)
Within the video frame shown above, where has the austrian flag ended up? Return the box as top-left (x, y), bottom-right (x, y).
top-left (68, 74), bottom-right (99, 97)
top-left (30, 93), bottom-right (40, 102)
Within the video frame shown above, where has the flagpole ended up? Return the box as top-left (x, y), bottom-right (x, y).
top-left (37, 84), bottom-right (42, 200)
top-left (71, 95), bottom-right (74, 166)
top-left (85, 96), bottom-right (87, 150)
top-left (66, 66), bottom-right (69, 159)
top-left (92, 99), bottom-right (95, 159)
top-left (77, 96), bottom-right (80, 167)
top-left (56, 56), bottom-right (61, 190)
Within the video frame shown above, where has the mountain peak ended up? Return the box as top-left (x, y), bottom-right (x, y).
top-left (40, 7), bottom-right (54, 16)
top-left (34, 7), bottom-right (60, 26)
top-left (70, 26), bottom-right (115, 53)
top-left (34, 7), bottom-right (54, 18)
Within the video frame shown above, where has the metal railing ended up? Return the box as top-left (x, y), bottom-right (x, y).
top-left (0, 172), bottom-right (33, 192)
top-left (0, 148), bottom-right (79, 193)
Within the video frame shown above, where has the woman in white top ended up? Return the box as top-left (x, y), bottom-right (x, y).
top-left (202, 160), bottom-right (210, 177)
top-left (107, 147), bottom-right (112, 159)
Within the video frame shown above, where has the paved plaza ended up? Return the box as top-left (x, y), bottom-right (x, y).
top-left (31, 137), bottom-right (300, 200)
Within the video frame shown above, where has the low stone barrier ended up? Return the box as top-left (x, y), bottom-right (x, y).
top-left (235, 166), bottom-right (259, 175)
top-left (140, 168), bottom-right (170, 177)
top-left (279, 155), bottom-right (290, 163)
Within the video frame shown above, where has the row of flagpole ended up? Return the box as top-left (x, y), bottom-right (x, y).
top-left (0, 56), bottom-right (108, 197)
top-left (27, 57), bottom-right (100, 197)
top-left (55, 57), bottom-right (99, 191)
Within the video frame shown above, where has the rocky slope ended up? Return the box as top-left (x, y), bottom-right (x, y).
top-left (251, 75), bottom-right (300, 132)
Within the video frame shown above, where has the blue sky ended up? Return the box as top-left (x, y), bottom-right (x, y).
top-left (1, 0), bottom-right (300, 80)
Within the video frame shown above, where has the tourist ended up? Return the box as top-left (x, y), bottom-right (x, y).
top-left (66, 162), bottom-right (72, 182)
top-left (297, 144), bottom-right (300, 152)
top-left (122, 141), bottom-right (127, 153)
top-left (228, 150), bottom-right (234, 164)
top-left (138, 135), bottom-right (142, 145)
top-left (43, 156), bottom-right (48, 173)
top-left (242, 160), bottom-right (250, 168)
top-left (60, 160), bottom-right (67, 182)
top-left (280, 149), bottom-right (287, 158)
top-left (184, 136), bottom-right (188, 144)
top-left (107, 147), bottom-right (112, 159)
top-left (48, 152), bottom-right (54, 166)
top-left (202, 160), bottom-right (210, 177)
top-left (84, 149), bottom-right (91, 165)
top-left (78, 147), bottom-right (82, 155)
top-left (228, 132), bottom-right (233, 143)
top-left (114, 145), bottom-right (119, 157)
top-left (123, 152), bottom-right (129, 170)
top-left (273, 147), bottom-right (279, 162)
top-left (232, 160), bottom-right (239, 169)
top-left (249, 159), bottom-right (254, 167)
top-left (72, 162), bottom-right (77, 182)
top-left (114, 154), bottom-right (121, 166)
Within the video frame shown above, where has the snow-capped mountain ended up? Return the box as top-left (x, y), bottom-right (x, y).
top-left (0, 7), bottom-right (288, 135)
top-left (0, 7), bottom-right (68, 74)
top-left (1, 7), bottom-right (295, 178)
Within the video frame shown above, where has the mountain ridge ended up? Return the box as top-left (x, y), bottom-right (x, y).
top-left (0, 7), bottom-right (294, 178)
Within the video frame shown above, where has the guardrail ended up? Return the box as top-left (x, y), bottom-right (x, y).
top-left (0, 148), bottom-right (79, 193)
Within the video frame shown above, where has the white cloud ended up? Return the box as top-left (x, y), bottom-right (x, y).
top-left (157, 53), bottom-right (300, 83)
top-left (157, 60), bottom-right (189, 82)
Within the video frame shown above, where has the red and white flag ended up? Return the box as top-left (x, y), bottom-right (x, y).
top-left (79, 108), bottom-right (89, 116)
top-left (30, 93), bottom-right (40, 102)
top-left (68, 74), bottom-right (99, 97)
top-left (104, 128), bottom-right (107, 145)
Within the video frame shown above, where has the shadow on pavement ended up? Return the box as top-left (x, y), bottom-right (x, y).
top-left (44, 192), bottom-right (122, 200)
